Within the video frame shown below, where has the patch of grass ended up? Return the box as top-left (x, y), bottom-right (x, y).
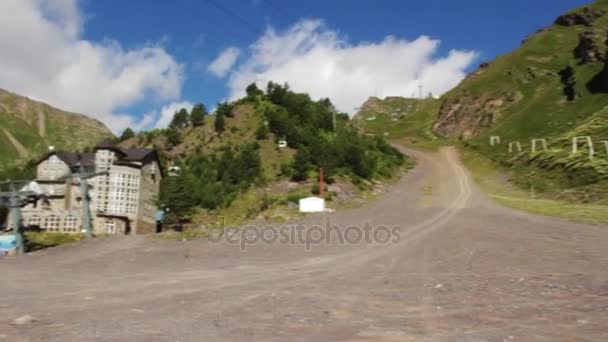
top-left (354, 97), bottom-right (446, 150)
top-left (460, 147), bottom-right (608, 225)
top-left (156, 227), bottom-right (210, 241)
top-left (24, 232), bottom-right (84, 252)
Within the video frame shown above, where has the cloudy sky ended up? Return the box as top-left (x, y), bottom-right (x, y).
top-left (0, 0), bottom-right (588, 134)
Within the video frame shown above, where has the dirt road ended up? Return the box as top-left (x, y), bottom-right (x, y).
top-left (1, 147), bottom-right (607, 341)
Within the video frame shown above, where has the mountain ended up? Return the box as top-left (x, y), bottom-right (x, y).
top-left (434, 1), bottom-right (608, 141)
top-left (0, 88), bottom-right (113, 172)
top-left (120, 83), bottom-right (407, 225)
top-left (354, 1), bottom-right (608, 205)
top-left (432, 1), bottom-right (608, 202)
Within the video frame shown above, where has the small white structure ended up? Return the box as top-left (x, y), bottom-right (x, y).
top-left (572, 136), bottom-right (594, 160)
top-left (490, 136), bottom-right (501, 146)
top-left (168, 166), bottom-right (182, 177)
top-left (299, 197), bottom-right (325, 213)
top-left (531, 139), bottom-right (548, 152)
top-left (365, 116), bottom-right (377, 121)
top-left (278, 139), bottom-right (287, 148)
top-left (508, 141), bottom-right (522, 153)
top-left (19, 181), bottom-right (44, 196)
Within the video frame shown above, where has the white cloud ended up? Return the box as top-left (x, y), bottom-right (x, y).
top-left (208, 47), bottom-right (241, 78)
top-left (0, 0), bottom-right (184, 133)
top-left (227, 19), bottom-right (478, 115)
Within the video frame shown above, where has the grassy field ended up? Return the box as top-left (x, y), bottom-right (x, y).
top-left (460, 148), bottom-right (608, 225)
top-left (354, 97), bottom-right (447, 150)
top-left (24, 232), bottom-right (85, 252)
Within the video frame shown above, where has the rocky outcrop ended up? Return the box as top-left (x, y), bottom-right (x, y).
top-left (587, 31), bottom-right (608, 93)
top-left (574, 31), bottom-right (602, 64)
top-left (588, 60), bottom-right (608, 93)
top-left (555, 7), bottom-right (604, 27)
top-left (432, 93), bottom-right (518, 139)
top-left (558, 65), bottom-right (579, 101)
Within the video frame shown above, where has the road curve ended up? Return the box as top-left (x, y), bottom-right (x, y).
top-left (1, 146), bottom-right (607, 341)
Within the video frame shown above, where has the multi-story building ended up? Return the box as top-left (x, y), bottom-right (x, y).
top-left (18, 140), bottom-right (163, 235)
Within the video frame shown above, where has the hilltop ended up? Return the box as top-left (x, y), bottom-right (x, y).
top-left (0, 88), bottom-right (113, 172)
top-left (353, 96), bottom-right (442, 149)
top-left (121, 83), bottom-right (408, 225)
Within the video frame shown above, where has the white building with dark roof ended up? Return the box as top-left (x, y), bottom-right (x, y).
top-left (19, 140), bottom-right (163, 235)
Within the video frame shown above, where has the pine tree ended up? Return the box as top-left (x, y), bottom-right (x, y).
top-left (159, 171), bottom-right (197, 223)
top-left (165, 128), bottom-right (181, 147)
top-left (214, 111), bottom-right (226, 134)
top-left (245, 82), bottom-right (263, 99)
top-left (190, 103), bottom-right (207, 127)
top-left (170, 108), bottom-right (190, 129)
top-left (292, 147), bottom-right (312, 181)
top-left (119, 128), bottom-right (135, 141)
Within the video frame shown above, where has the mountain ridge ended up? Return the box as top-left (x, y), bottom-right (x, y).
top-left (0, 88), bottom-right (113, 172)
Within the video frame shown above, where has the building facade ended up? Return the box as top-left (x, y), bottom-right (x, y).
top-left (19, 141), bottom-right (162, 235)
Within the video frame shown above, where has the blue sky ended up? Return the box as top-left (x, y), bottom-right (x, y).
top-left (0, 0), bottom-right (592, 133)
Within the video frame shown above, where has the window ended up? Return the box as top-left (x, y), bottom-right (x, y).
top-left (105, 220), bottom-right (116, 234)
top-left (64, 215), bottom-right (78, 232)
top-left (44, 215), bottom-right (62, 232)
top-left (108, 173), bottom-right (140, 215)
top-left (28, 215), bottom-right (41, 227)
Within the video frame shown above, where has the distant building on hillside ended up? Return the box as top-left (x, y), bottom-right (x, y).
top-left (16, 140), bottom-right (163, 235)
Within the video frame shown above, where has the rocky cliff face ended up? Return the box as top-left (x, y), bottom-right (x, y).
top-left (574, 31), bottom-right (603, 64)
top-left (432, 92), bottom-right (519, 139)
top-left (555, 6), bottom-right (604, 27)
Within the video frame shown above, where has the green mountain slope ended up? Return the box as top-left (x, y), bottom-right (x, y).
top-left (121, 84), bottom-right (408, 226)
top-left (0, 88), bottom-right (113, 171)
top-left (353, 96), bottom-right (442, 149)
top-left (430, 1), bottom-right (608, 203)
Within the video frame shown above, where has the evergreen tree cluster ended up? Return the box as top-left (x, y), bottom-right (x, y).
top-left (157, 81), bottom-right (404, 221)
top-left (252, 82), bottom-right (404, 181)
top-left (159, 143), bottom-right (262, 220)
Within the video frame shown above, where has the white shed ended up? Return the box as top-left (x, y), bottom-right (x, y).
top-left (299, 196), bottom-right (325, 213)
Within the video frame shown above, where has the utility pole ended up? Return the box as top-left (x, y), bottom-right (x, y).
top-left (0, 180), bottom-right (38, 255)
top-left (62, 164), bottom-right (108, 238)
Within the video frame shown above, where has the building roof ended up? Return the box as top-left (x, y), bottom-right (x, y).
top-left (36, 151), bottom-right (96, 167)
top-left (121, 148), bottom-right (155, 162)
top-left (37, 141), bottom-right (159, 170)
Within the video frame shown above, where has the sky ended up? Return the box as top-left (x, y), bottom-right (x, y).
top-left (0, 0), bottom-right (591, 134)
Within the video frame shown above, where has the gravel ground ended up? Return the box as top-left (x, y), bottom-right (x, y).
top-left (1, 146), bottom-right (607, 341)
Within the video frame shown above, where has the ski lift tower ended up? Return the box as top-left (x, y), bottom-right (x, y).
top-left (0, 180), bottom-right (39, 255)
top-left (60, 163), bottom-right (108, 238)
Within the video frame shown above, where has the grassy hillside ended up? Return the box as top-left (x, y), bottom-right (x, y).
top-left (351, 2), bottom-right (608, 223)
top-left (123, 84), bottom-right (409, 226)
top-left (0, 88), bottom-right (113, 172)
top-left (353, 96), bottom-right (443, 149)
top-left (428, 1), bottom-right (608, 204)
